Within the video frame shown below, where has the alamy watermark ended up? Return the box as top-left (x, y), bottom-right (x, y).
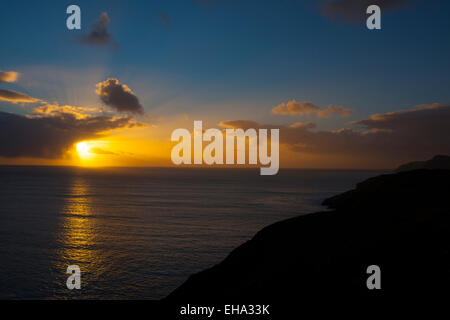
top-left (366, 264), bottom-right (381, 289)
top-left (366, 5), bottom-right (381, 30)
top-left (66, 5), bottom-right (81, 30)
top-left (171, 121), bottom-right (279, 175)
top-left (66, 4), bottom-right (381, 31)
top-left (66, 265), bottom-right (81, 290)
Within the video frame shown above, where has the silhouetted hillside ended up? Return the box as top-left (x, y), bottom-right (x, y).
top-left (395, 155), bottom-right (450, 172)
top-left (165, 169), bottom-right (450, 308)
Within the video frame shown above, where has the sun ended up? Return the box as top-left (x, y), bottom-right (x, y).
top-left (76, 142), bottom-right (92, 160)
top-left (75, 140), bottom-right (112, 164)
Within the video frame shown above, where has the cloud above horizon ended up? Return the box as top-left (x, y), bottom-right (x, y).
top-left (89, 147), bottom-right (118, 155)
top-left (272, 100), bottom-right (352, 118)
top-left (158, 12), bottom-right (171, 26)
top-left (0, 71), bottom-right (19, 83)
top-left (0, 70), bottom-right (41, 104)
top-left (96, 78), bottom-right (144, 115)
top-left (32, 104), bottom-right (103, 119)
top-left (320, 0), bottom-right (411, 23)
top-left (0, 70), bottom-right (149, 160)
top-left (0, 89), bottom-right (41, 104)
top-left (221, 103), bottom-right (450, 163)
top-left (81, 12), bottom-right (115, 46)
top-left (0, 110), bottom-right (143, 158)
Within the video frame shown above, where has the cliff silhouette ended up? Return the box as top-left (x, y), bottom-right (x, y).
top-left (395, 154), bottom-right (450, 172)
top-left (165, 165), bottom-right (450, 307)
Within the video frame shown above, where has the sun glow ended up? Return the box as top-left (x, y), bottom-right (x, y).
top-left (76, 142), bottom-right (92, 160)
top-left (74, 140), bottom-right (120, 166)
top-left (71, 132), bottom-right (175, 167)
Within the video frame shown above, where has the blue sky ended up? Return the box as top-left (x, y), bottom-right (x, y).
top-left (1, 0), bottom-right (449, 124)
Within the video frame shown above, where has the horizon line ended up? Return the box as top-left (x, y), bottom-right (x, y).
top-left (0, 164), bottom-right (390, 171)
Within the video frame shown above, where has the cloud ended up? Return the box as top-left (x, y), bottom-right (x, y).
top-left (0, 111), bottom-right (143, 158)
top-left (219, 120), bottom-right (261, 129)
top-left (272, 100), bottom-right (352, 118)
top-left (350, 103), bottom-right (450, 136)
top-left (158, 12), bottom-right (171, 26)
top-left (0, 70), bottom-right (40, 103)
top-left (0, 71), bottom-right (19, 83)
top-left (96, 78), bottom-right (144, 115)
top-left (0, 89), bottom-right (41, 104)
top-left (81, 12), bottom-right (115, 46)
top-left (89, 147), bottom-right (118, 155)
top-left (289, 122), bottom-right (316, 129)
top-left (221, 103), bottom-right (450, 164)
top-left (32, 104), bottom-right (103, 119)
top-left (0, 72), bottom-right (148, 159)
top-left (320, 0), bottom-right (411, 23)
top-left (318, 105), bottom-right (353, 117)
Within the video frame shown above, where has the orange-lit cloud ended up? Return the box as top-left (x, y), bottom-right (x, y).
top-left (0, 89), bottom-right (41, 103)
top-left (222, 103), bottom-right (450, 167)
top-left (0, 70), bottom-right (42, 103)
top-left (272, 100), bottom-right (352, 118)
top-left (218, 120), bottom-right (260, 129)
top-left (0, 71), bottom-right (20, 83)
top-left (89, 147), bottom-right (118, 155)
top-left (289, 122), bottom-right (316, 129)
top-left (0, 70), bottom-right (152, 165)
top-left (32, 104), bottom-right (104, 119)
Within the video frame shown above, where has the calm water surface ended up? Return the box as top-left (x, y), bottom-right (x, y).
top-left (0, 166), bottom-right (384, 299)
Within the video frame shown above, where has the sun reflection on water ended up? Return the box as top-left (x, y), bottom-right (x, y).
top-left (61, 178), bottom-right (95, 260)
top-left (56, 177), bottom-right (103, 294)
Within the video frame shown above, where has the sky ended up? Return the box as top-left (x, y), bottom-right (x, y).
top-left (0, 0), bottom-right (449, 169)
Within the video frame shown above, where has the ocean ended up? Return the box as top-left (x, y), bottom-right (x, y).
top-left (0, 166), bottom-right (384, 299)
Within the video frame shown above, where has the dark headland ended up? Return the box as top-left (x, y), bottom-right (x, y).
top-left (395, 154), bottom-right (450, 172)
top-left (165, 156), bottom-right (450, 308)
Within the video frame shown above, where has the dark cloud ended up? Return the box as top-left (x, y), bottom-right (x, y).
top-left (0, 89), bottom-right (41, 103)
top-left (0, 111), bottom-right (142, 158)
top-left (320, 0), bottom-right (411, 23)
top-left (96, 78), bottom-right (144, 115)
top-left (0, 71), bottom-right (19, 83)
top-left (81, 12), bottom-right (115, 45)
top-left (158, 12), bottom-right (171, 26)
top-left (220, 103), bottom-right (450, 164)
top-left (272, 100), bottom-right (352, 118)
